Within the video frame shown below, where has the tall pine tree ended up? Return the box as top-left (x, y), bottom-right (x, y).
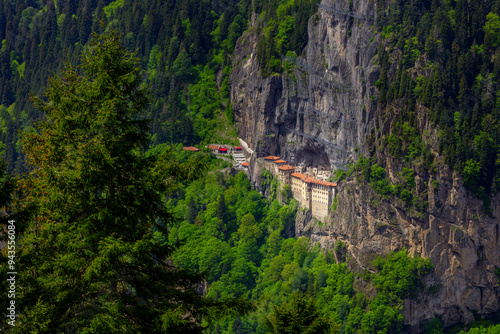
top-left (1, 31), bottom-right (248, 333)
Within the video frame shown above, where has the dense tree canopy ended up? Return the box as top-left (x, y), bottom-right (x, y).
top-left (265, 292), bottom-right (336, 334)
top-left (374, 0), bottom-right (500, 208)
top-left (0, 31), bottom-right (246, 333)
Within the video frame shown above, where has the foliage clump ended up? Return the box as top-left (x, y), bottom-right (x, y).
top-left (256, 0), bottom-right (321, 76)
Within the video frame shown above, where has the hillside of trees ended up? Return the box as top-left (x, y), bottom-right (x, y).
top-left (0, 30), bottom-right (253, 333)
top-left (3, 0), bottom-right (498, 199)
top-left (372, 0), bottom-right (500, 208)
top-left (165, 156), bottom-right (437, 333)
top-left (0, 29), bottom-right (440, 331)
top-left (0, 0), bottom-right (250, 173)
top-left (0, 0), bottom-right (329, 175)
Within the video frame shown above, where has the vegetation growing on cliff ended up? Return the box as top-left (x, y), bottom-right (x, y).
top-left (0, 0), bottom-right (498, 332)
top-left (461, 324), bottom-right (500, 334)
top-left (353, 155), bottom-right (428, 215)
top-left (0, 0), bottom-right (323, 173)
top-left (255, 0), bottom-right (321, 77)
top-left (374, 0), bottom-right (500, 208)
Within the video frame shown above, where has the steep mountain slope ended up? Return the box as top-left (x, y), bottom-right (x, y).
top-left (230, 0), bottom-right (377, 169)
top-left (310, 170), bottom-right (500, 328)
top-left (230, 0), bottom-right (500, 328)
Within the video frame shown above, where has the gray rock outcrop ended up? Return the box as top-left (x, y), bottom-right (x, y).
top-left (230, 0), bottom-right (379, 169)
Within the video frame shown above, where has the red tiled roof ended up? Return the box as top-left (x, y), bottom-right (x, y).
top-left (291, 173), bottom-right (308, 180)
top-left (241, 162), bottom-right (250, 167)
top-left (208, 145), bottom-right (220, 150)
top-left (183, 146), bottom-right (199, 152)
top-left (279, 165), bottom-right (295, 171)
top-left (305, 177), bottom-right (337, 187)
top-left (291, 173), bottom-right (336, 186)
top-left (274, 160), bottom-right (286, 164)
top-left (264, 156), bottom-right (280, 160)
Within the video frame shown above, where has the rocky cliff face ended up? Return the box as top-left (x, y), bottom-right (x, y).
top-left (301, 169), bottom-right (500, 330)
top-left (230, 0), bottom-right (379, 170)
top-left (230, 0), bottom-right (500, 330)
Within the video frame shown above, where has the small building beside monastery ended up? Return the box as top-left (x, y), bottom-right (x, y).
top-left (264, 156), bottom-right (280, 171)
top-left (183, 146), bottom-right (199, 152)
top-left (278, 165), bottom-right (295, 189)
top-left (207, 145), bottom-right (235, 154)
top-left (208, 145), bottom-right (220, 153)
top-left (273, 159), bottom-right (287, 174)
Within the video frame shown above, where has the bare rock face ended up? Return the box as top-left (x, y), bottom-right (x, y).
top-left (230, 0), bottom-right (379, 169)
top-left (315, 168), bottom-right (500, 330)
top-left (229, 0), bottom-right (500, 330)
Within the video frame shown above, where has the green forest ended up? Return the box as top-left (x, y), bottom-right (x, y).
top-left (0, 0), bottom-right (251, 173)
top-left (1, 0), bottom-right (499, 203)
top-left (0, 0), bottom-right (499, 332)
top-left (0, 0), bottom-right (341, 172)
top-left (373, 0), bottom-right (500, 207)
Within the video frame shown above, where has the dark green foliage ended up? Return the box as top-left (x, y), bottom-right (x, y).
top-left (281, 184), bottom-right (292, 204)
top-left (168, 163), bottom-right (437, 334)
top-left (370, 164), bottom-right (394, 196)
top-left (0, 31), bottom-right (248, 333)
top-left (484, 13), bottom-right (500, 48)
top-left (217, 193), bottom-right (228, 225)
top-left (187, 197), bottom-right (197, 224)
top-left (373, 251), bottom-right (433, 300)
top-left (256, 0), bottom-right (321, 77)
top-left (425, 317), bottom-right (444, 334)
top-left (354, 251), bottom-right (433, 334)
top-left (265, 292), bottom-right (335, 334)
top-left (0, 160), bottom-right (14, 214)
top-left (332, 169), bottom-right (346, 182)
top-left (374, 0), bottom-right (500, 203)
top-left (355, 157), bottom-right (394, 198)
top-left (459, 324), bottom-right (500, 333)
top-left (0, 0), bottom-right (251, 172)
top-left (355, 152), bottom-right (430, 210)
top-left (331, 194), bottom-right (338, 212)
top-left (463, 159), bottom-right (482, 188)
top-left (173, 48), bottom-right (197, 83)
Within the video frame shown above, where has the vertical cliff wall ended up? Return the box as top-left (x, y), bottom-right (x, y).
top-left (230, 0), bottom-right (500, 330)
top-left (230, 0), bottom-right (379, 170)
